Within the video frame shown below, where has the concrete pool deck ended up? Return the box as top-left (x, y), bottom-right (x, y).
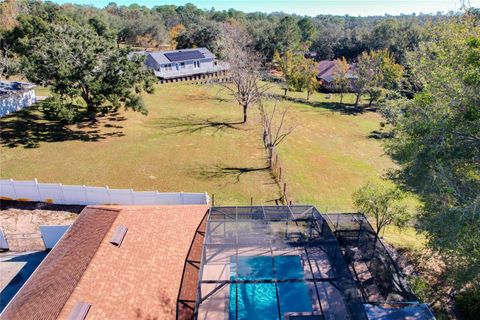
top-left (0, 251), bottom-right (48, 312)
top-left (0, 261), bottom-right (26, 292)
top-left (197, 245), bottom-right (352, 320)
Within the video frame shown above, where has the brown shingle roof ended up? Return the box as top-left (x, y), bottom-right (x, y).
top-left (1, 207), bottom-right (119, 320)
top-left (2, 205), bottom-right (208, 320)
top-left (317, 60), bottom-right (356, 83)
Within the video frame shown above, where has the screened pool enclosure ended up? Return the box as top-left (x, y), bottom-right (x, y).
top-left (194, 206), bottom-right (367, 320)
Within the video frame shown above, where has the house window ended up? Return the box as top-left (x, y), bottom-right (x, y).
top-left (180, 62), bottom-right (186, 69)
top-left (194, 61), bottom-right (200, 68)
top-left (164, 64), bottom-right (172, 71)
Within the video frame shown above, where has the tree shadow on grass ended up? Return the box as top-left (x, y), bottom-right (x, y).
top-left (269, 93), bottom-right (377, 115)
top-left (192, 165), bottom-right (270, 183)
top-left (148, 115), bottom-right (246, 135)
top-left (0, 106), bottom-right (125, 148)
top-left (308, 101), bottom-right (376, 115)
top-left (184, 89), bottom-right (232, 104)
top-left (368, 130), bottom-right (393, 140)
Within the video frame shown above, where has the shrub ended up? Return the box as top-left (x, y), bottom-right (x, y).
top-left (456, 286), bottom-right (480, 320)
top-left (40, 95), bottom-right (78, 124)
top-left (408, 276), bottom-right (431, 303)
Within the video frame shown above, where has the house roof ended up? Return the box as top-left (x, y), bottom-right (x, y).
top-left (317, 60), bottom-right (356, 83)
top-left (1, 205), bottom-right (209, 320)
top-left (147, 47), bottom-right (215, 65)
top-left (0, 81), bottom-right (35, 96)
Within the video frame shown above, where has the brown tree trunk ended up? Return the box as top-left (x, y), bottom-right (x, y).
top-left (368, 95), bottom-right (375, 107)
top-left (355, 92), bottom-right (361, 106)
top-left (307, 90), bottom-right (310, 101)
top-left (81, 87), bottom-right (97, 121)
top-left (242, 104), bottom-right (248, 123)
top-left (82, 94), bottom-right (97, 121)
top-left (87, 104), bottom-right (97, 121)
top-left (340, 93), bottom-right (344, 104)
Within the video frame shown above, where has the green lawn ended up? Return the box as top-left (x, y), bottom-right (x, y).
top-left (1, 82), bottom-right (426, 247)
top-left (3, 83), bottom-right (392, 211)
top-left (1, 83), bottom-right (280, 205)
top-left (263, 89), bottom-right (393, 212)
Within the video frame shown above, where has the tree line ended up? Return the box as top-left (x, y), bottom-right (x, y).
top-left (1, 0), bottom-right (449, 65)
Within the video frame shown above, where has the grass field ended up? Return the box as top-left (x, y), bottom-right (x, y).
top-left (1, 82), bottom-right (425, 248)
top-left (1, 84), bottom-right (280, 205)
top-left (262, 88), bottom-right (393, 211)
top-left (3, 83), bottom-right (392, 210)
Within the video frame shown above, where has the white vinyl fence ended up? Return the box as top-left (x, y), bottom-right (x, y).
top-left (0, 179), bottom-right (209, 205)
top-left (0, 85), bottom-right (36, 117)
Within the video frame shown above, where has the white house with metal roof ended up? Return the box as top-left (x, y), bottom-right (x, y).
top-left (141, 47), bottom-right (228, 80)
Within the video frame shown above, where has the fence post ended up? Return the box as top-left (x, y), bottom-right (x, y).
top-left (59, 183), bottom-right (66, 203)
top-left (34, 178), bottom-right (40, 201)
top-left (211, 194), bottom-right (215, 206)
top-left (10, 179), bottom-right (17, 199)
top-left (106, 185), bottom-right (111, 205)
top-left (279, 167), bottom-right (282, 181)
top-left (83, 185), bottom-right (88, 204)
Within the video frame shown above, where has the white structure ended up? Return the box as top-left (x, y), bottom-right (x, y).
top-left (39, 225), bottom-right (70, 249)
top-left (0, 81), bottom-right (36, 117)
top-left (138, 47), bottom-right (228, 80)
top-left (0, 179), bottom-right (209, 206)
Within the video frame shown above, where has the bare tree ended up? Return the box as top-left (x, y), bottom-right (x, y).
top-left (218, 22), bottom-right (269, 123)
top-left (0, 39), bottom-right (15, 78)
top-left (259, 100), bottom-right (295, 167)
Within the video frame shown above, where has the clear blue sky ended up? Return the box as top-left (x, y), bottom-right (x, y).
top-left (52, 0), bottom-right (478, 17)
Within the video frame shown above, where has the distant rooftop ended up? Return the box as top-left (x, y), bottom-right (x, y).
top-left (317, 60), bottom-right (356, 83)
top-left (0, 81), bottom-right (35, 96)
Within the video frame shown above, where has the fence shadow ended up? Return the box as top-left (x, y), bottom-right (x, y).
top-left (268, 93), bottom-right (377, 115)
top-left (192, 165), bottom-right (270, 183)
top-left (148, 116), bottom-right (246, 135)
top-left (0, 106), bottom-right (125, 148)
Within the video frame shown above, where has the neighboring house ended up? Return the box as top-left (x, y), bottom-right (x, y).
top-left (137, 47), bottom-right (228, 80)
top-left (317, 60), bottom-right (357, 91)
top-left (0, 81), bottom-right (36, 117)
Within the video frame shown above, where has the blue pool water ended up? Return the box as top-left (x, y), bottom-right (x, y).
top-left (229, 255), bottom-right (313, 320)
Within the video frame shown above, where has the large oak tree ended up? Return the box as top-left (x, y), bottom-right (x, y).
top-left (8, 12), bottom-right (155, 121)
top-left (384, 14), bottom-right (480, 288)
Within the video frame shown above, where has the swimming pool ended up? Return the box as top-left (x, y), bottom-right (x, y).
top-left (229, 255), bottom-right (313, 320)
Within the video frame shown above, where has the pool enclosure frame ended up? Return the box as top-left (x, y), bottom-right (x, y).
top-left (193, 206), bottom-right (368, 320)
top-left (323, 213), bottom-right (417, 303)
